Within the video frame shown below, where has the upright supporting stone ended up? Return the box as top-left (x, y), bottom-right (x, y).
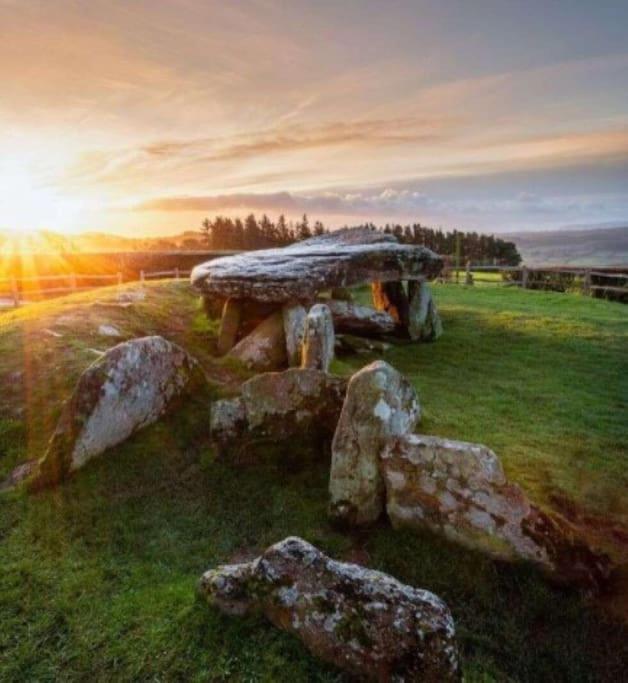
top-left (216, 298), bottom-right (242, 355)
top-left (228, 311), bottom-right (287, 371)
top-left (371, 281), bottom-right (409, 330)
top-left (282, 302), bottom-right (307, 367)
top-left (301, 304), bottom-right (334, 372)
top-left (407, 281), bottom-right (443, 342)
top-left (329, 360), bottom-right (420, 525)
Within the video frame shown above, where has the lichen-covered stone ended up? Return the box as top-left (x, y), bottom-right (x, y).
top-left (191, 227), bottom-right (443, 303)
top-left (30, 336), bottom-right (206, 489)
top-left (228, 310), bottom-right (287, 371)
top-left (329, 361), bottom-right (420, 525)
top-left (407, 281), bottom-right (442, 341)
top-left (282, 302), bottom-right (307, 366)
top-left (301, 304), bottom-right (335, 372)
top-left (326, 299), bottom-right (396, 337)
top-left (210, 368), bottom-right (347, 461)
top-left (381, 434), bottom-right (610, 589)
top-left (199, 537), bottom-right (460, 682)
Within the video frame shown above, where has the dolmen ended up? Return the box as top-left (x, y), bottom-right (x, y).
top-left (191, 227), bottom-right (444, 370)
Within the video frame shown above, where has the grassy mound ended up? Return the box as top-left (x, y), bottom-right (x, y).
top-left (1, 281), bottom-right (627, 681)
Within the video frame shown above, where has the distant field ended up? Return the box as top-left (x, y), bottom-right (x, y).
top-left (507, 225), bottom-right (628, 266)
top-left (1, 281), bottom-right (627, 681)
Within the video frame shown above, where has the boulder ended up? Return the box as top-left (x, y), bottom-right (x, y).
top-left (407, 281), bottom-right (442, 341)
top-left (216, 298), bottom-right (242, 355)
top-left (329, 361), bottom-right (420, 525)
top-left (336, 334), bottom-right (392, 355)
top-left (191, 227), bottom-right (443, 303)
top-left (228, 311), bottom-right (287, 371)
top-left (326, 299), bottom-right (396, 336)
top-left (199, 537), bottom-right (460, 682)
top-left (30, 336), bottom-right (206, 489)
top-left (282, 302), bottom-right (307, 366)
top-left (381, 434), bottom-right (610, 589)
top-left (301, 304), bottom-right (335, 372)
top-left (210, 368), bottom-right (347, 461)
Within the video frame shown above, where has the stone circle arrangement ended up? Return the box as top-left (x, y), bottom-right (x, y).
top-left (7, 228), bottom-right (611, 681)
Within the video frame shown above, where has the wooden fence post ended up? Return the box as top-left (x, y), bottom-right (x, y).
top-left (465, 260), bottom-right (473, 286)
top-left (582, 269), bottom-right (591, 296)
top-left (10, 277), bottom-right (19, 307)
top-left (174, 267), bottom-right (180, 280)
top-left (140, 270), bottom-right (145, 287)
top-left (521, 266), bottom-right (529, 289)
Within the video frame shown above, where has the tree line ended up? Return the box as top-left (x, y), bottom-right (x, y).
top-left (199, 214), bottom-right (521, 265)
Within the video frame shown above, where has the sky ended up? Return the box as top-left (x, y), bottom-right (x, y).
top-left (1, 0), bottom-right (627, 236)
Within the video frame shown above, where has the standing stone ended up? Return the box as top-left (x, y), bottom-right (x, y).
top-left (407, 281), bottom-right (443, 341)
top-left (216, 298), bottom-right (242, 355)
top-left (228, 311), bottom-right (287, 371)
top-left (199, 537), bottom-right (460, 682)
top-left (29, 336), bottom-right (206, 490)
top-left (301, 304), bottom-right (335, 372)
top-left (381, 435), bottom-right (610, 590)
top-left (329, 361), bottom-right (420, 525)
top-left (371, 281), bottom-right (409, 330)
top-left (282, 302), bottom-right (307, 367)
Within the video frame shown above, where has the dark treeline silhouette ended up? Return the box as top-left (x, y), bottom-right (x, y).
top-left (199, 214), bottom-right (521, 265)
top-left (199, 213), bottom-right (326, 250)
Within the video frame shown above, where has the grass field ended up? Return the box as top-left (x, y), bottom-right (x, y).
top-left (1, 281), bottom-right (627, 681)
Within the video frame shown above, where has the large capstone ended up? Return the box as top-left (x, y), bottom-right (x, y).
top-left (210, 368), bottom-right (347, 462)
top-left (301, 303), bottom-right (335, 372)
top-left (191, 227), bottom-right (443, 303)
top-left (381, 434), bottom-right (610, 590)
top-left (329, 361), bottom-right (420, 525)
top-left (30, 336), bottom-right (206, 489)
top-left (199, 537), bottom-right (460, 682)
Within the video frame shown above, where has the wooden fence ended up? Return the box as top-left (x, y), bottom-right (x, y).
top-left (442, 263), bottom-right (628, 300)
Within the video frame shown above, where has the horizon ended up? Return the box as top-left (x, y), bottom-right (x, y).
top-left (1, 1), bottom-right (628, 237)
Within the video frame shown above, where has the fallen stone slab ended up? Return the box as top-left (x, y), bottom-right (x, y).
top-left (210, 368), bottom-right (347, 461)
top-left (28, 336), bottom-right (206, 489)
top-left (336, 334), bottom-right (392, 355)
top-left (228, 310), bottom-right (287, 371)
top-left (381, 434), bottom-right (610, 590)
top-left (326, 299), bottom-right (396, 336)
top-left (301, 303), bottom-right (335, 372)
top-left (191, 227), bottom-right (443, 303)
top-left (199, 537), bottom-right (460, 682)
top-left (329, 361), bottom-right (420, 525)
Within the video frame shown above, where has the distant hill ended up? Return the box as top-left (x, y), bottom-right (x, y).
top-left (504, 226), bottom-right (628, 266)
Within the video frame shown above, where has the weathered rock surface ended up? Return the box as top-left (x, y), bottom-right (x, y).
top-left (282, 302), bottom-right (307, 366)
top-left (216, 298), bottom-right (242, 355)
top-left (199, 537), bottom-right (460, 682)
top-left (30, 336), bottom-right (205, 489)
top-left (329, 361), bottom-right (420, 525)
top-left (371, 281), bottom-right (409, 329)
top-left (228, 311), bottom-right (287, 371)
top-left (191, 228), bottom-right (443, 303)
top-left (407, 281), bottom-right (443, 341)
top-left (326, 299), bottom-right (396, 336)
top-left (301, 304), bottom-right (335, 372)
top-left (210, 368), bottom-right (347, 461)
top-left (381, 434), bottom-right (610, 589)
top-left (336, 334), bottom-right (392, 355)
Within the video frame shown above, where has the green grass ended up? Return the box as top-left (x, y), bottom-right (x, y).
top-left (1, 282), bottom-right (628, 681)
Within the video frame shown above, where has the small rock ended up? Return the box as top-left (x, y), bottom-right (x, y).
top-left (228, 311), bottom-right (287, 371)
top-left (98, 324), bottom-right (122, 338)
top-left (29, 336), bottom-right (206, 489)
top-left (329, 361), bottom-right (420, 525)
top-left (381, 434), bottom-right (610, 589)
top-left (282, 302), bottom-right (307, 366)
top-left (43, 328), bottom-right (64, 338)
top-left (301, 304), bottom-right (334, 372)
top-left (199, 537), bottom-right (460, 682)
top-left (210, 368), bottom-right (347, 461)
